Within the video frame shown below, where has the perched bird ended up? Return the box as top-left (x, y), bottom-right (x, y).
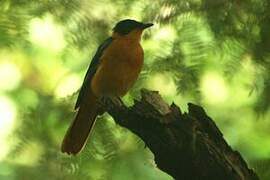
top-left (61, 19), bottom-right (153, 155)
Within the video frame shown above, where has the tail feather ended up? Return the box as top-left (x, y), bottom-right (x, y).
top-left (61, 92), bottom-right (98, 155)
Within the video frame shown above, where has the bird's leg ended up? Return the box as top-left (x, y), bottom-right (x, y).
top-left (108, 96), bottom-right (123, 107)
top-left (99, 95), bottom-right (123, 110)
top-left (99, 96), bottom-right (109, 107)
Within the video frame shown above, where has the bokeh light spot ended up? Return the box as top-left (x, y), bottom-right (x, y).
top-left (0, 62), bottom-right (21, 91)
top-left (0, 96), bottom-right (17, 160)
top-left (29, 15), bottom-right (66, 51)
top-left (14, 141), bottom-right (43, 166)
top-left (146, 73), bottom-right (177, 100)
top-left (152, 26), bottom-right (176, 41)
top-left (201, 72), bottom-right (228, 104)
top-left (55, 74), bottom-right (81, 98)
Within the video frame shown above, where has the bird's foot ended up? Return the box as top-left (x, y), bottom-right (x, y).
top-left (111, 96), bottom-right (123, 106)
top-left (99, 96), bottom-right (123, 110)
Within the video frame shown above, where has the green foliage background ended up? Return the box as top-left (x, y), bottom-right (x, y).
top-left (0, 0), bottom-right (270, 179)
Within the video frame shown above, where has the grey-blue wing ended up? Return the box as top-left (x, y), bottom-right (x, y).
top-left (75, 37), bottom-right (113, 109)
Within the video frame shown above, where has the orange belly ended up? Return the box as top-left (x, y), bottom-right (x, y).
top-left (91, 39), bottom-right (143, 97)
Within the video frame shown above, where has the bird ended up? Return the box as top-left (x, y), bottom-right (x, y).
top-left (61, 19), bottom-right (153, 155)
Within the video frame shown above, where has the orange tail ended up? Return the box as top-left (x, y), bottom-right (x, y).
top-left (61, 92), bottom-right (98, 155)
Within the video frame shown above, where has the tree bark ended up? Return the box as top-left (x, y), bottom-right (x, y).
top-left (101, 89), bottom-right (259, 180)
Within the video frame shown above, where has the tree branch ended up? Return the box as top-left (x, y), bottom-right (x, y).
top-left (101, 89), bottom-right (259, 180)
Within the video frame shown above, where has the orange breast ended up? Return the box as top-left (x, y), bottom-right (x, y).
top-left (91, 38), bottom-right (144, 97)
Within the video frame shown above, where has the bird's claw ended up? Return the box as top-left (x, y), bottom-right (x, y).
top-left (99, 96), bottom-right (123, 109)
top-left (112, 97), bottom-right (123, 106)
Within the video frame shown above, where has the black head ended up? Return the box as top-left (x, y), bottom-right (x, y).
top-left (113, 19), bottom-right (153, 35)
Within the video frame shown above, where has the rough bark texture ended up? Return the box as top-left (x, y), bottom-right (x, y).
top-left (101, 89), bottom-right (259, 180)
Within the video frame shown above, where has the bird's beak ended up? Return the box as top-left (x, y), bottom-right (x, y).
top-left (141, 23), bottom-right (154, 29)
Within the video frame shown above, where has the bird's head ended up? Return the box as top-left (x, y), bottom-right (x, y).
top-left (112, 19), bottom-right (153, 41)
